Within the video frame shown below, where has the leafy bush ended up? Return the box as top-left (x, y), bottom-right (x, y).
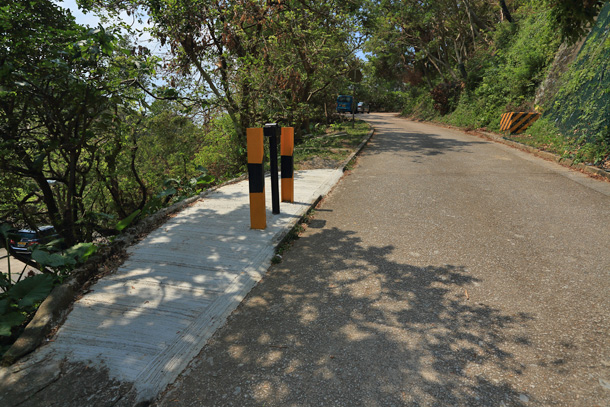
top-left (401, 85), bottom-right (436, 119)
top-left (0, 224), bottom-right (98, 356)
top-left (195, 115), bottom-right (245, 180)
top-left (0, 274), bottom-right (55, 348)
top-left (542, 2), bottom-right (610, 166)
top-left (431, 82), bottom-right (463, 115)
top-left (441, 7), bottom-right (560, 131)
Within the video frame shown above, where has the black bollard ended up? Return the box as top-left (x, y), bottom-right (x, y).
top-left (264, 123), bottom-right (280, 214)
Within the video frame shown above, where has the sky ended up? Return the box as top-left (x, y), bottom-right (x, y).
top-left (59, 0), bottom-right (100, 26)
top-left (57, 0), bottom-right (169, 57)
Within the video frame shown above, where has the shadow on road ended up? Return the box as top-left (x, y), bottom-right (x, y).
top-left (158, 224), bottom-right (534, 406)
top-left (361, 114), bottom-right (488, 164)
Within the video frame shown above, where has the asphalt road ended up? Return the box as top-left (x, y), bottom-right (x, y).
top-left (156, 113), bottom-right (610, 406)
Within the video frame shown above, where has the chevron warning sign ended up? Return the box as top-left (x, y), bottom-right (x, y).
top-left (500, 112), bottom-right (541, 134)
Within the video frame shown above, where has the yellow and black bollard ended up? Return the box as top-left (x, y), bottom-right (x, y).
top-left (500, 112), bottom-right (541, 134)
top-left (280, 127), bottom-right (294, 203)
top-left (247, 128), bottom-right (266, 229)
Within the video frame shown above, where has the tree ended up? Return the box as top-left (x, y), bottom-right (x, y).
top-left (545, 0), bottom-right (604, 44)
top-left (0, 0), bottom-right (156, 244)
top-left (79, 0), bottom-right (366, 146)
top-left (367, 0), bottom-right (499, 87)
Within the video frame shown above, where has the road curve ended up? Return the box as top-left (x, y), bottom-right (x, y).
top-left (157, 113), bottom-right (610, 406)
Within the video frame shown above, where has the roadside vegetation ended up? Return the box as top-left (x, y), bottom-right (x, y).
top-left (359, 0), bottom-right (609, 170)
top-left (0, 0), bottom-right (371, 355)
top-left (1, 0), bottom-right (608, 358)
top-left (294, 120), bottom-right (371, 169)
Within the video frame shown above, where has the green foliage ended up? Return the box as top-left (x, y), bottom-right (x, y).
top-left (0, 224), bottom-right (12, 289)
top-left (136, 100), bottom-right (205, 187)
top-left (545, 0), bottom-right (605, 44)
top-left (437, 7), bottom-right (560, 130)
top-left (355, 60), bottom-right (407, 112)
top-left (542, 2), bottom-right (610, 166)
top-left (401, 86), bottom-right (436, 120)
top-left (0, 231), bottom-right (96, 354)
top-left (0, 0), bottom-right (158, 244)
top-left (0, 274), bottom-right (55, 351)
top-left (373, 0), bottom-right (608, 169)
top-left (7, 274), bottom-right (55, 309)
top-left (115, 210), bottom-right (141, 232)
top-left (81, 0), bottom-right (366, 154)
top-left (31, 242), bottom-right (98, 279)
top-left (141, 166), bottom-right (216, 216)
top-left (195, 115), bottom-right (244, 180)
top-left (507, 116), bottom-right (567, 150)
top-left (294, 120), bottom-right (370, 168)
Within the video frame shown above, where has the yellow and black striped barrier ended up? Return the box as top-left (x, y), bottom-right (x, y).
top-left (280, 127), bottom-right (294, 203)
top-left (500, 112), bottom-right (541, 134)
top-left (247, 127), bottom-right (266, 229)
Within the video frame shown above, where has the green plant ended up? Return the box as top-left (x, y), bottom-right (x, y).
top-left (195, 115), bottom-right (243, 180)
top-left (330, 123), bottom-right (344, 131)
top-left (0, 239), bottom-right (99, 356)
top-left (0, 274), bottom-right (55, 339)
top-left (31, 242), bottom-right (98, 280)
top-left (541, 3), bottom-right (610, 168)
top-left (401, 85), bottom-right (437, 120)
top-left (294, 120), bottom-right (370, 168)
top-left (434, 7), bottom-right (560, 132)
top-left (430, 82), bottom-right (463, 115)
top-left (142, 166), bottom-right (216, 216)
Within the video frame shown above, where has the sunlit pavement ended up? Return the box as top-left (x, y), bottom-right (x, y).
top-left (155, 113), bottom-right (610, 407)
top-left (0, 169), bottom-right (343, 406)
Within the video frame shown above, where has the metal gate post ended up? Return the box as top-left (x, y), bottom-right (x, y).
top-left (264, 123), bottom-right (280, 215)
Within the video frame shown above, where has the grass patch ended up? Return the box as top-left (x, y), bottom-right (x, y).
top-left (293, 120), bottom-right (371, 169)
top-left (504, 117), bottom-right (569, 154)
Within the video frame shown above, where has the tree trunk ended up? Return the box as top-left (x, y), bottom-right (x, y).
top-left (463, 0), bottom-right (494, 31)
top-left (499, 0), bottom-right (514, 23)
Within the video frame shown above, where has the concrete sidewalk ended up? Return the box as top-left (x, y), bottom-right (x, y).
top-left (0, 169), bottom-right (343, 407)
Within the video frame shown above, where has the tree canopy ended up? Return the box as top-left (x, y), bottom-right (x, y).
top-left (0, 0), bottom-right (155, 243)
top-left (1, 0), bottom-right (607, 246)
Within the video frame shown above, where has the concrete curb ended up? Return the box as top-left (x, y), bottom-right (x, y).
top-left (271, 127), bottom-right (375, 254)
top-left (474, 130), bottom-right (610, 181)
top-left (340, 129), bottom-right (375, 170)
top-left (2, 175), bottom-right (248, 366)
